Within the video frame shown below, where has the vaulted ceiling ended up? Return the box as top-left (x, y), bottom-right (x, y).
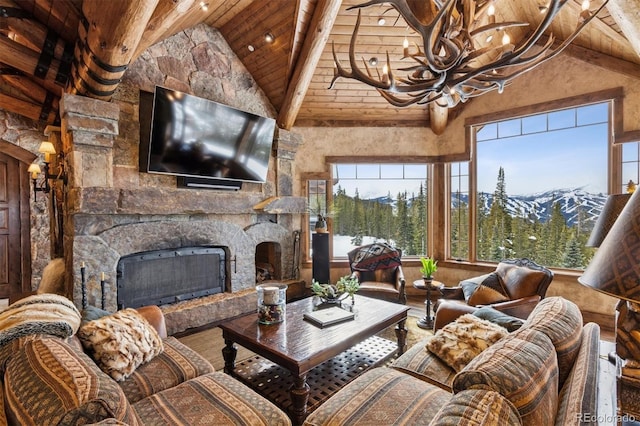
top-left (1, 0), bottom-right (639, 133)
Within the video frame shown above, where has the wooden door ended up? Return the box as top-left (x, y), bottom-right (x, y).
top-left (0, 152), bottom-right (22, 298)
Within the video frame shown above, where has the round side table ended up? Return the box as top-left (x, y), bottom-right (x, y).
top-left (413, 279), bottom-right (444, 329)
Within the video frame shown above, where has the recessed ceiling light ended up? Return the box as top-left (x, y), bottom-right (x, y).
top-left (264, 32), bottom-right (274, 43)
top-left (378, 17), bottom-right (386, 26)
top-left (247, 45), bottom-right (255, 52)
top-left (368, 57), bottom-right (378, 66)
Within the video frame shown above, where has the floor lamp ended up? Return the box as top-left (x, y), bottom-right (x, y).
top-left (579, 188), bottom-right (640, 416)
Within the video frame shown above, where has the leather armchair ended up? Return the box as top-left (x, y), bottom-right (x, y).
top-left (434, 258), bottom-right (553, 330)
top-left (348, 244), bottom-right (406, 304)
top-left (350, 266), bottom-right (407, 304)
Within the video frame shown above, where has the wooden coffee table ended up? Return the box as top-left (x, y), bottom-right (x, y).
top-left (219, 295), bottom-right (409, 425)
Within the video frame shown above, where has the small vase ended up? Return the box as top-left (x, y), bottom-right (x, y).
top-left (314, 214), bottom-right (327, 233)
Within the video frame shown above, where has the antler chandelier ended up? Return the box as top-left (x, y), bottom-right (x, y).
top-left (331, 0), bottom-right (609, 109)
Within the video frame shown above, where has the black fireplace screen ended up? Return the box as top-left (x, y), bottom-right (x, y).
top-left (117, 246), bottom-right (226, 309)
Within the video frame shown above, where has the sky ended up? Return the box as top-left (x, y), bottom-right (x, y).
top-left (332, 102), bottom-right (611, 199)
top-left (476, 102), bottom-right (609, 195)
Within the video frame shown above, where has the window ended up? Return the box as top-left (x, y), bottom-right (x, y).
top-left (449, 101), bottom-right (613, 270)
top-left (305, 162), bottom-right (430, 260)
top-left (622, 141), bottom-right (640, 192)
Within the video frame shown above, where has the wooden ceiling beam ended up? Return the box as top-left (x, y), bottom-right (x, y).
top-left (0, 36), bottom-right (64, 86)
top-left (2, 8), bottom-right (71, 61)
top-left (135, 0), bottom-right (210, 59)
top-left (69, 0), bottom-right (159, 100)
top-left (277, 0), bottom-right (342, 130)
top-left (562, 42), bottom-right (640, 80)
top-left (606, 0), bottom-right (640, 57)
top-left (1, 73), bottom-right (59, 113)
top-left (0, 92), bottom-right (56, 123)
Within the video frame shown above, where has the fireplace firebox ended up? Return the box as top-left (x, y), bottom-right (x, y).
top-left (117, 246), bottom-right (227, 309)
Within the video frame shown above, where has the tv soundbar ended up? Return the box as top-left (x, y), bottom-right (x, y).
top-left (177, 176), bottom-right (242, 191)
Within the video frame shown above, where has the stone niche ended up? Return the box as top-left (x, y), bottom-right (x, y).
top-left (60, 93), bottom-right (306, 335)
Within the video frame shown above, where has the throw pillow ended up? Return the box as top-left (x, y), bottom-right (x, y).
top-left (78, 308), bottom-right (164, 382)
top-left (81, 305), bottom-right (111, 325)
top-left (461, 272), bottom-right (510, 306)
top-left (473, 306), bottom-right (524, 332)
top-left (426, 314), bottom-right (508, 372)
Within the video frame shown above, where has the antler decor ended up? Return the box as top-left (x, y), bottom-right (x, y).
top-left (331, 0), bottom-right (610, 109)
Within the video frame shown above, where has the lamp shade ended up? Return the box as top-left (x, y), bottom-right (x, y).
top-left (38, 141), bottom-right (56, 155)
top-left (586, 193), bottom-right (632, 247)
top-left (579, 189), bottom-right (640, 302)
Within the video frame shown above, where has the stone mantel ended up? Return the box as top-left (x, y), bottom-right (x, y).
top-left (66, 187), bottom-right (307, 216)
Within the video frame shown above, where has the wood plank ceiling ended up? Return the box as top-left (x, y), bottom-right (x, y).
top-left (0, 0), bottom-right (639, 132)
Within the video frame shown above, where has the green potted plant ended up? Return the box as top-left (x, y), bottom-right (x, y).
top-left (419, 256), bottom-right (438, 283)
top-left (311, 275), bottom-right (360, 304)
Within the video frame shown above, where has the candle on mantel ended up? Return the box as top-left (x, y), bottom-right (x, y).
top-left (80, 262), bottom-right (87, 309)
top-left (100, 272), bottom-right (106, 310)
top-left (262, 286), bottom-right (280, 305)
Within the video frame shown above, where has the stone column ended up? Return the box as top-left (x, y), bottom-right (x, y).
top-left (59, 94), bottom-right (119, 307)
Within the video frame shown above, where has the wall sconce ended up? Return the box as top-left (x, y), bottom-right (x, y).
top-left (28, 141), bottom-right (67, 199)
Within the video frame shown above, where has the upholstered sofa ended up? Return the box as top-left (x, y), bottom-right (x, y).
top-left (0, 294), bottom-right (291, 425)
top-left (304, 296), bottom-right (600, 425)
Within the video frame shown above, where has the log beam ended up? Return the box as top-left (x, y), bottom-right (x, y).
top-left (277, 0), bottom-right (342, 130)
top-left (607, 0), bottom-right (640, 57)
top-left (1, 73), bottom-right (59, 112)
top-left (428, 103), bottom-right (449, 135)
top-left (69, 0), bottom-right (159, 99)
top-left (134, 0), bottom-right (199, 58)
top-left (0, 92), bottom-right (56, 123)
top-left (0, 37), bottom-right (63, 86)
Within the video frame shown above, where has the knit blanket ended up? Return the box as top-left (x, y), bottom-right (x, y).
top-left (348, 242), bottom-right (402, 271)
top-left (0, 293), bottom-right (81, 348)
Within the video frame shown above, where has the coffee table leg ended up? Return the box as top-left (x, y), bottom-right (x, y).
top-left (222, 338), bottom-right (237, 374)
top-left (290, 374), bottom-right (310, 425)
top-left (395, 318), bottom-right (408, 355)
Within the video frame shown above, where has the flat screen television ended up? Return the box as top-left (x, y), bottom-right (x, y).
top-left (139, 86), bottom-right (276, 184)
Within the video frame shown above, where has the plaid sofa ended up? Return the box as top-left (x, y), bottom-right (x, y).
top-left (0, 304), bottom-right (290, 426)
top-left (305, 297), bottom-right (600, 426)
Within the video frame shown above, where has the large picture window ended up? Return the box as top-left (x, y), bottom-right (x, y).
top-left (305, 162), bottom-right (430, 260)
top-left (450, 101), bottom-right (612, 270)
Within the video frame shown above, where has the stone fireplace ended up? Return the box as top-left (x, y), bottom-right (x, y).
top-left (60, 92), bottom-right (306, 335)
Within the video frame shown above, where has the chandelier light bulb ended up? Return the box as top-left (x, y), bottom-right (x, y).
top-left (581, 0), bottom-right (590, 10)
top-left (487, 3), bottom-right (495, 16)
top-left (403, 37), bottom-right (409, 49)
top-left (502, 32), bottom-right (511, 45)
top-left (382, 64), bottom-right (388, 75)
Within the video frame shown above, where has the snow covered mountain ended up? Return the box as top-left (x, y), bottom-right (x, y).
top-left (451, 188), bottom-right (608, 227)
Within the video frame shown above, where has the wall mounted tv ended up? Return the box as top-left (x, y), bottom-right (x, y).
top-left (139, 86), bottom-right (276, 184)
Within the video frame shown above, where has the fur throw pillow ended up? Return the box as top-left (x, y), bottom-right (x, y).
top-left (37, 258), bottom-right (66, 296)
top-left (78, 308), bottom-right (164, 381)
top-left (426, 314), bottom-right (508, 372)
